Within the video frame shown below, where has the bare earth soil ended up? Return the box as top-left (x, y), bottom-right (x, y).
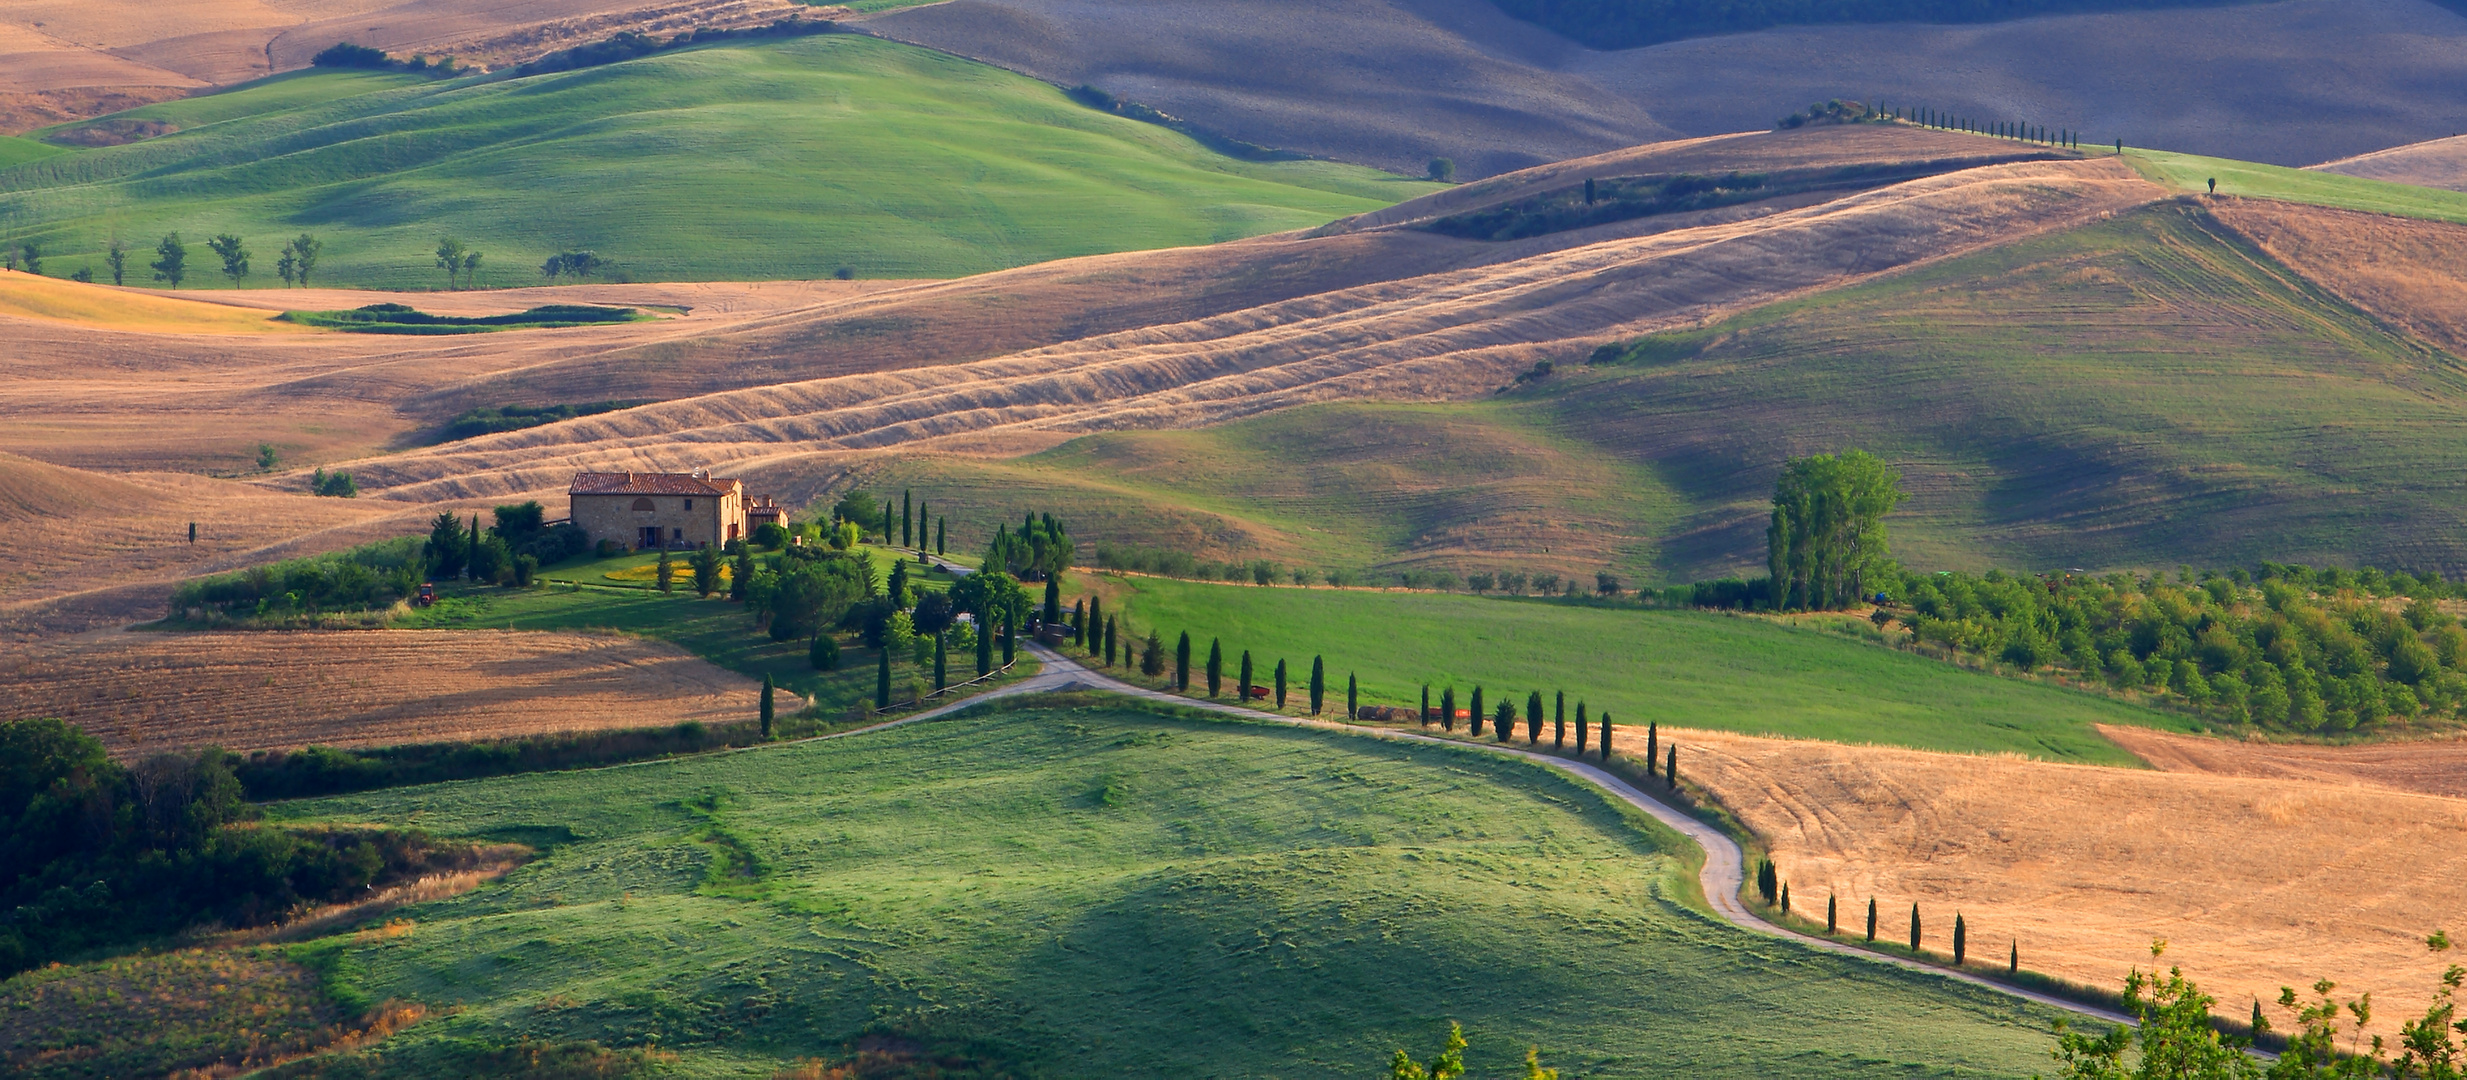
top-left (866, 0), bottom-right (2467, 177)
top-left (1674, 729), bottom-right (2467, 1036)
top-left (2314, 134), bottom-right (2467, 191)
top-left (0, 628), bottom-right (773, 756)
top-left (2100, 724), bottom-right (2467, 800)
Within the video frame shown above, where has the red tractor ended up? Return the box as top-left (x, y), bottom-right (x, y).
top-left (414, 582), bottom-right (437, 608)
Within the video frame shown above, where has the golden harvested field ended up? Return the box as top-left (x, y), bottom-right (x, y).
top-left (2211, 198), bottom-right (2467, 361)
top-left (0, 269), bottom-right (316, 333)
top-left (2100, 724), bottom-right (2467, 800)
top-left (1671, 729), bottom-right (2467, 1035)
top-left (0, 628), bottom-right (777, 756)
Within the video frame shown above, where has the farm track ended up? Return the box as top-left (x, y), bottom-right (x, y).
top-left (785, 642), bottom-right (2142, 1030)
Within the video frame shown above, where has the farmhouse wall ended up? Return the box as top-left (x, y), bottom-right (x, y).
top-left (571, 487), bottom-right (744, 549)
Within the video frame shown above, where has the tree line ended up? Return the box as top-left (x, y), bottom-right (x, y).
top-left (0, 717), bottom-right (477, 977)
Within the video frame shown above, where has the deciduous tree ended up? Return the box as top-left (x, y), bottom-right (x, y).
top-left (207, 234), bottom-right (249, 286)
top-left (1768, 449), bottom-right (1907, 611)
top-left (151, 233), bottom-right (186, 288)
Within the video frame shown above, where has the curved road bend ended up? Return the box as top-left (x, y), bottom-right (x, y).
top-left (838, 642), bottom-right (2138, 1029)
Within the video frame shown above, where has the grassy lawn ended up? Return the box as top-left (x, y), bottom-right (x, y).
top-left (1092, 574), bottom-right (2193, 765)
top-left (401, 545), bottom-right (1004, 719)
top-left (0, 38), bottom-right (1435, 287)
top-left (2124, 147), bottom-right (2467, 223)
top-left (262, 699), bottom-right (2067, 1077)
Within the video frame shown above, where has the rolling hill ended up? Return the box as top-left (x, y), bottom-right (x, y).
top-left (245, 698), bottom-right (2070, 1077)
top-left (867, 0), bottom-right (2467, 177)
top-left (0, 36), bottom-right (1434, 287)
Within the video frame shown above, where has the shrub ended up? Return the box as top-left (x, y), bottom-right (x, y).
top-left (810, 633), bottom-right (840, 671)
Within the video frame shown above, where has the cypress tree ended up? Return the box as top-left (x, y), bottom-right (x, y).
top-left (1828, 895), bottom-right (1838, 934)
top-left (1309, 656), bottom-right (1325, 715)
top-left (1555, 691), bottom-right (1566, 748)
top-left (1177, 632), bottom-right (1192, 690)
top-left (1469, 686), bottom-right (1485, 737)
top-left (1273, 656), bottom-right (1287, 709)
top-left (1910, 904), bottom-right (1923, 953)
top-left (1574, 703), bottom-right (1588, 752)
top-left (1600, 714), bottom-right (1613, 759)
top-left (1070, 598), bottom-right (1085, 643)
top-left (1781, 883), bottom-right (1790, 915)
top-left (876, 646), bottom-right (892, 708)
top-left (1664, 743), bottom-right (1675, 784)
top-left (1442, 687), bottom-right (1456, 732)
top-left (1756, 859), bottom-right (1776, 903)
top-left (902, 490), bottom-right (912, 548)
top-left (467, 515), bottom-right (480, 579)
top-left (1420, 684), bottom-right (1430, 725)
top-left (977, 618), bottom-right (994, 675)
top-left (1494, 700), bottom-right (1513, 741)
top-left (1954, 914), bottom-right (1967, 966)
top-left (1647, 721), bottom-right (1659, 776)
top-left (760, 673), bottom-right (775, 739)
top-left (1207, 639), bottom-right (1226, 697)
top-left (1867, 898), bottom-right (1878, 942)
top-left (1348, 672), bottom-right (1358, 718)
top-left (1104, 616), bottom-right (1118, 666)
top-left (934, 632), bottom-right (948, 691)
top-left (1526, 692), bottom-right (1543, 743)
top-left (934, 516), bottom-right (945, 556)
top-left (1087, 596), bottom-right (1104, 654)
top-left (1043, 576), bottom-right (1061, 626)
top-left (917, 499), bottom-right (928, 549)
top-left (1001, 612), bottom-right (1015, 666)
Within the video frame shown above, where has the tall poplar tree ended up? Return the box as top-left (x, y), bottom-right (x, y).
top-left (1767, 449), bottom-right (1907, 611)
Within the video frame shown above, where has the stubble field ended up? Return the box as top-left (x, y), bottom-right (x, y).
top-left (1673, 728), bottom-right (2467, 1036)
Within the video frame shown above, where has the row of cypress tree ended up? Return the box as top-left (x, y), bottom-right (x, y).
top-left (1762, 862), bottom-right (2006, 973)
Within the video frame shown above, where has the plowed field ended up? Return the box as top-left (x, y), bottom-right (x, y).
top-left (0, 629), bottom-right (773, 755)
top-left (1672, 729), bottom-right (2467, 1036)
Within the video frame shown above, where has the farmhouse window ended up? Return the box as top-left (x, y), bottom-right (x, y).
top-left (632, 498), bottom-right (655, 511)
top-left (672, 528), bottom-right (683, 541)
top-left (685, 498), bottom-right (694, 509)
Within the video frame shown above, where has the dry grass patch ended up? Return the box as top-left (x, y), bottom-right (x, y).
top-left (1669, 729), bottom-right (2467, 1035)
top-left (2211, 198), bottom-right (2467, 360)
top-left (2313, 134), bottom-right (2467, 192)
top-left (0, 628), bottom-right (768, 756)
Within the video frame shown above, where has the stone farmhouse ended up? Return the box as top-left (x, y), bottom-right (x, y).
top-left (569, 470), bottom-right (759, 550)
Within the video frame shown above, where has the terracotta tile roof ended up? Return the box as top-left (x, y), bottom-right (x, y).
top-left (569, 472), bottom-right (742, 496)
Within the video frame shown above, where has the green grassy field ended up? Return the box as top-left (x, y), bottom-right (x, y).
top-left (0, 135), bottom-right (66, 171)
top-left (259, 698), bottom-right (2066, 1077)
top-left (2124, 147), bottom-right (2467, 222)
top-left (0, 38), bottom-right (1433, 287)
top-left (1094, 573), bottom-right (2191, 764)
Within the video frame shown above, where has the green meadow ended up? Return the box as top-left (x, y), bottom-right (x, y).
top-left (1096, 574), bottom-right (2190, 764)
top-left (0, 37), bottom-right (1434, 287)
top-left (2124, 146), bottom-right (2467, 223)
top-left (391, 544), bottom-right (980, 717)
top-left (263, 699), bottom-right (2066, 1077)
